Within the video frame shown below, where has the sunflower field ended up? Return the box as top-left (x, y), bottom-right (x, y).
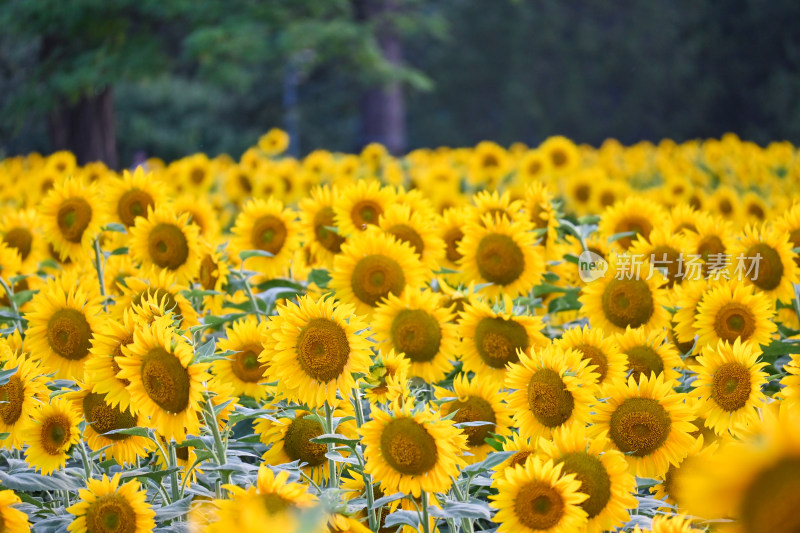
top-left (0, 131), bottom-right (799, 533)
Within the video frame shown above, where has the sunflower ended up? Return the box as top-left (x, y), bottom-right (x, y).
top-left (457, 214), bottom-right (544, 300)
top-left (616, 327), bottom-right (683, 385)
top-left (299, 185), bottom-right (347, 267)
top-left (0, 490), bottom-right (30, 532)
top-left (39, 176), bottom-right (105, 262)
top-left (258, 128), bottom-right (291, 156)
top-left (672, 278), bottom-right (708, 345)
top-left (693, 280), bottom-right (776, 351)
top-left (458, 298), bottom-right (548, 384)
top-left (0, 207), bottom-right (45, 274)
top-left (709, 185), bottom-right (741, 221)
top-left (435, 374), bottom-right (513, 463)
top-left (629, 224), bottom-right (691, 288)
top-left (86, 312), bottom-right (137, 412)
top-left (330, 227), bottom-right (429, 317)
top-left (554, 325), bottom-right (627, 389)
top-left (113, 267), bottom-right (199, 329)
top-left (174, 195), bottom-right (222, 243)
top-left (563, 168), bottom-right (602, 215)
top-left (67, 474), bottom-right (155, 533)
top-left (538, 424), bottom-right (638, 533)
top-left (469, 141), bottom-right (510, 186)
top-left (212, 316), bottom-right (271, 401)
top-left (592, 373), bottom-right (695, 478)
top-left (378, 202), bottom-right (445, 270)
top-left (494, 433), bottom-right (540, 477)
top-left (129, 204), bottom-right (203, 283)
top-left (650, 435), bottom-right (716, 509)
top-left (195, 241), bottom-right (231, 315)
top-left (437, 206), bottom-right (470, 274)
top-left (0, 358), bottom-right (48, 451)
top-left (522, 182), bottom-right (559, 252)
top-left (22, 396), bottom-right (81, 475)
top-left (598, 196), bottom-right (666, 250)
top-left (363, 349), bottom-right (411, 405)
top-left (505, 344), bottom-right (598, 441)
top-left (517, 149), bottom-right (551, 182)
top-left (117, 317), bottom-right (211, 441)
top-left (178, 153), bottom-right (215, 194)
top-left (490, 456), bottom-right (588, 533)
top-left (775, 201), bottom-right (800, 269)
top-left (631, 514), bottom-right (703, 533)
top-left (469, 190), bottom-right (526, 226)
top-left (101, 167), bottom-right (165, 229)
top-left (579, 255), bottom-right (671, 335)
top-left (333, 180), bottom-right (396, 236)
top-left (264, 294), bottom-right (372, 408)
top-left (372, 290), bottom-right (458, 384)
top-left (25, 276), bottom-right (103, 380)
top-left (730, 223), bottom-right (799, 304)
top-left (682, 211), bottom-right (736, 278)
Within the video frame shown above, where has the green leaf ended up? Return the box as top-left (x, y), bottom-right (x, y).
top-left (430, 500), bottom-right (492, 520)
top-left (311, 434), bottom-right (360, 446)
top-left (103, 223), bottom-right (127, 233)
top-left (308, 268), bottom-right (331, 288)
top-left (11, 289), bottom-right (36, 307)
top-left (193, 338), bottom-right (216, 363)
top-left (108, 247), bottom-right (129, 256)
top-left (103, 427), bottom-right (152, 438)
top-left (240, 249), bottom-right (274, 260)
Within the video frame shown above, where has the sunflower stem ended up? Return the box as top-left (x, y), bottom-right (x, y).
top-left (449, 476), bottom-right (474, 533)
top-left (351, 387), bottom-right (379, 531)
top-left (77, 439), bottom-right (93, 480)
top-left (93, 237), bottom-right (108, 311)
top-left (203, 396), bottom-right (231, 487)
top-left (324, 402), bottom-right (338, 488)
top-left (168, 442), bottom-right (180, 504)
top-left (0, 275), bottom-right (23, 334)
top-left (238, 269), bottom-right (262, 323)
top-left (421, 491), bottom-right (431, 533)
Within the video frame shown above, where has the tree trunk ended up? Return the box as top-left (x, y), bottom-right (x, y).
top-left (48, 86), bottom-right (119, 169)
top-left (354, 0), bottom-right (406, 155)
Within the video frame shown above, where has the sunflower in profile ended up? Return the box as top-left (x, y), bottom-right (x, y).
top-left (379, 203), bottom-right (445, 270)
top-left (114, 267), bottom-right (199, 329)
top-left (334, 180), bottom-right (396, 236)
top-left (264, 294), bottom-right (372, 408)
top-left (22, 396), bottom-right (81, 475)
top-left (554, 325), bottom-right (627, 389)
top-left (299, 184), bottom-right (347, 267)
top-left (437, 206), bottom-right (470, 274)
top-left (538, 424), bottom-right (638, 533)
top-left (592, 374), bottom-right (695, 478)
top-left (693, 280), bottom-right (776, 350)
top-left (523, 182), bottom-right (560, 252)
top-left (599, 196), bottom-right (665, 250)
top-left (457, 214), bottom-right (544, 300)
top-left (195, 242), bottom-right (231, 315)
top-left (490, 456), bottom-right (588, 533)
top-left (362, 400), bottom-right (468, 498)
top-left (86, 312), bottom-right (137, 412)
top-left (0, 207), bottom-right (45, 274)
top-left (672, 278), bottom-right (708, 345)
top-left (0, 490), bottom-right (30, 532)
top-left (494, 433), bottom-right (539, 476)
top-left (101, 167), bottom-right (165, 229)
top-left (778, 351), bottom-right (800, 410)
top-left (775, 201), bottom-right (800, 269)
top-left (435, 374), bottom-right (512, 463)
top-left (0, 358), bottom-right (48, 451)
top-left (174, 195), bottom-right (222, 243)
top-left (459, 298), bottom-right (548, 384)
top-left (616, 327), bottom-right (683, 385)
top-left (117, 317), bottom-right (211, 441)
top-left (506, 344), bottom-right (597, 441)
top-left (230, 197), bottom-right (301, 280)
top-left (330, 227), bottom-right (428, 317)
top-left (25, 276), bottom-right (103, 380)
top-left (579, 256), bottom-right (671, 335)
top-left (212, 317), bottom-right (271, 401)
top-left (129, 204), bottom-right (202, 283)
top-left (39, 176), bottom-right (104, 262)
top-left (363, 349), bottom-right (410, 405)
top-left (730, 223), bottom-right (799, 304)
top-left (258, 127), bottom-right (291, 156)
top-left (67, 474), bottom-right (155, 533)
top-left (372, 290), bottom-right (458, 383)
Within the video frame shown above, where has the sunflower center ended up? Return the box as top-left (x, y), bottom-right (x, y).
top-left (57, 197), bottom-right (93, 243)
top-left (614, 216), bottom-right (652, 249)
top-left (624, 346), bottom-right (664, 382)
top-left (744, 243), bottom-right (784, 292)
top-left (697, 235), bottom-right (726, 275)
top-left (444, 227), bottom-right (464, 263)
top-left (261, 493), bottom-right (292, 515)
top-left (313, 206), bottom-right (345, 253)
top-left (296, 318), bottom-right (350, 382)
top-left (351, 200), bottom-right (383, 230)
top-left (199, 254), bottom-right (219, 290)
top-left (351, 255), bottom-right (405, 307)
top-left (600, 278), bottom-right (655, 329)
top-left (390, 309), bottom-right (442, 363)
top-left (447, 396), bottom-right (497, 447)
top-left (46, 308), bottom-right (93, 361)
top-left (559, 452), bottom-right (612, 519)
top-left (514, 481), bottom-right (565, 530)
top-left (508, 451), bottom-right (533, 469)
top-left (609, 397), bottom-right (671, 457)
top-left (713, 303), bottom-right (756, 343)
top-left (85, 493), bottom-right (137, 533)
top-left (574, 184), bottom-right (591, 203)
top-left (231, 344), bottom-right (268, 383)
top-left (3, 227), bottom-right (33, 260)
top-left (0, 375), bottom-right (24, 425)
top-left (117, 189), bottom-right (155, 227)
top-left (140, 347), bottom-right (191, 414)
top-left (41, 414), bottom-right (71, 455)
top-left (527, 368), bottom-right (574, 428)
top-left (283, 414), bottom-right (328, 467)
top-left (740, 458), bottom-right (800, 533)
top-left (386, 224), bottom-right (425, 256)
top-left (250, 215), bottom-right (288, 255)
top-left (475, 234), bottom-right (525, 286)
top-left (789, 230), bottom-right (800, 268)
top-left (474, 317), bottom-right (529, 369)
top-left (82, 392), bottom-right (137, 441)
top-left (113, 334), bottom-right (134, 387)
top-left (132, 288), bottom-right (180, 318)
top-left (600, 191), bottom-right (616, 207)
top-left (650, 245), bottom-right (683, 287)
top-left (711, 361), bottom-right (752, 412)
top-left (575, 344), bottom-right (608, 382)
top-left (380, 417), bottom-right (438, 475)
top-left (147, 223), bottom-right (189, 270)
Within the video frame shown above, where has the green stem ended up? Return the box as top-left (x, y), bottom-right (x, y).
top-left (0, 276), bottom-right (23, 334)
top-left (450, 476), bottom-right (474, 533)
top-left (78, 440), bottom-right (94, 480)
top-left (421, 491), bottom-right (431, 533)
top-left (352, 387), bottom-right (379, 531)
top-left (203, 396), bottom-right (231, 487)
top-left (168, 443), bottom-right (180, 504)
top-left (324, 402), bottom-right (338, 488)
top-left (93, 237), bottom-right (108, 311)
top-left (238, 269), bottom-right (262, 323)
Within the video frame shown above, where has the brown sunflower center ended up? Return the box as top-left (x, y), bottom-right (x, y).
top-left (283, 414), bottom-right (327, 467)
top-left (140, 347), bottom-right (191, 413)
top-left (112, 334), bottom-right (134, 387)
top-left (575, 344), bottom-right (608, 382)
top-left (508, 451), bottom-right (533, 469)
top-left (199, 254), bottom-right (219, 290)
top-left (446, 396), bottom-right (497, 447)
top-left (132, 288), bottom-right (180, 318)
top-left (624, 346), bottom-right (664, 382)
top-left (475, 234), bottom-right (525, 286)
top-left (558, 452), bottom-right (612, 519)
top-left (82, 392), bottom-right (137, 441)
top-left (744, 243), bottom-right (784, 292)
top-left (351, 254), bottom-right (406, 307)
top-left (527, 368), bottom-right (574, 428)
top-left (713, 303), bottom-right (756, 343)
top-left (697, 235), bottom-right (726, 275)
top-left (0, 375), bottom-right (24, 425)
top-left (390, 309), bottom-right (442, 363)
top-left (3, 227), bottom-right (33, 260)
top-left (789, 229), bottom-right (800, 268)
top-left (250, 215), bottom-right (288, 255)
top-left (85, 493), bottom-right (137, 533)
top-left (296, 318), bottom-right (350, 382)
top-left (380, 417), bottom-right (438, 476)
top-left (41, 414), bottom-right (72, 455)
top-left (351, 200), bottom-right (383, 230)
top-left (443, 227), bottom-right (465, 264)
top-left (712, 361), bottom-right (752, 412)
top-left (261, 493), bottom-right (293, 515)
top-left (614, 216), bottom-right (652, 250)
top-left (46, 308), bottom-right (93, 361)
top-left (313, 206), bottom-right (345, 254)
top-left (386, 224), bottom-right (424, 256)
top-left (609, 397), bottom-right (671, 457)
top-left (474, 317), bottom-right (529, 369)
top-left (117, 189), bottom-right (154, 227)
top-left (650, 246), bottom-right (683, 287)
top-left (600, 278), bottom-right (655, 329)
top-left (57, 197), bottom-right (93, 243)
top-left (600, 191), bottom-right (616, 207)
top-left (231, 344), bottom-right (268, 383)
top-left (514, 481), bottom-right (565, 530)
top-left (574, 184), bottom-right (591, 203)
top-left (740, 458), bottom-right (800, 533)
top-left (147, 223), bottom-right (189, 270)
